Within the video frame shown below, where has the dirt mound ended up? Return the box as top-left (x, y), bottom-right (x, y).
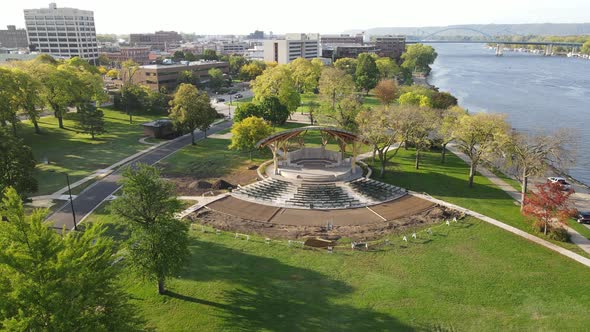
top-left (196, 180), bottom-right (212, 189)
top-left (212, 179), bottom-right (234, 190)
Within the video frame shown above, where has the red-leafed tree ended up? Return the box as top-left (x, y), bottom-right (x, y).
top-left (522, 182), bottom-right (575, 236)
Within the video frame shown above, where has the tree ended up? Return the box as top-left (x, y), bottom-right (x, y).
top-left (503, 130), bottom-right (576, 209)
top-left (36, 64), bottom-right (79, 129)
top-left (0, 128), bottom-right (37, 196)
top-left (201, 49), bottom-right (219, 61)
top-left (327, 95), bottom-right (364, 131)
top-left (172, 50), bottom-right (185, 61)
top-left (318, 67), bottom-right (356, 120)
top-left (259, 96), bottom-right (290, 125)
top-left (234, 102), bottom-right (263, 123)
top-left (435, 106), bottom-right (467, 163)
top-left (228, 55), bottom-right (248, 76)
top-left (398, 91), bottom-right (432, 108)
top-left (229, 116), bottom-right (273, 160)
top-left (121, 60), bottom-right (140, 124)
top-left (355, 53), bottom-right (379, 94)
top-left (110, 164), bottom-right (189, 295)
top-left (169, 83), bottom-right (217, 144)
top-left (239, 60), bottom-right (266, 81)
top-left (76, 104), bottom-right (106, 139)
top-left (307, 100), bottom-right (319, 125)
top-left (581, 39), bottom-right (590, 55)
top-left (453, 112), bottom-right (510, 187)
top-left (97, 53), bottom-right (111, 66)
top-left (0, 68), bottom-right (19, 135)
top-left (120, 83), bottom-right (148, 119)
top-left (375, 57), bottom-right (400, 80)
top-left (356, 107), bottom-right (400, 177)
top-left (251, 65), bottom-right (301, 115)
top-left (0, 187), bottom-right (142, 331)
top-left (395, 106), bottom-right (438, 169)
top-left (288, 58), bottom-right (322, 93)
top-left (374, 79), bottom-right (398, 106)
top-left (522, 182), bottom-right (575, 236)
top-left (334, 57), bottom-right (357, 76)
top-left (401, 44), bottom-right (438, 73)
top-left (106, 68), bottom-right (119, 79)
top-left (208, 67), bottom-right (225, 92)
top-left (11, 69), bottom-right (43, 134)
top-left (431, 91), bottom-right (458, 109)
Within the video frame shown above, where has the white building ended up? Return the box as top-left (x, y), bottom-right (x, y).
top-left (245, 45), bottom-right (264, 61)
top-left (24, 3), bottom-right (98, 62)
top-left (216, 42), bottom-right (248, 55)
top-left (263, 33), bottom-right (319, 64)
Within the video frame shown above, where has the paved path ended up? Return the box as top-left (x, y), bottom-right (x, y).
top-left (447, 145), bottom-right (590, 254)
top-left (47, 120), bottom-right (233, 231)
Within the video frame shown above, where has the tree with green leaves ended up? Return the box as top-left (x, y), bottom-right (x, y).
top-left (398, 91), bottom-right (432, 108)
top-left (228, 55), bottom-right (248, 76)
top-left (229, 116), bottom-right (273, 160)
top-left (234, 102), bottom-right (263, 122)
top-left (239, 60), bottom-right (266, 81)
top-left (11, 69), bottom-right (43, 134)
top-left (397, 105), bottom-right (438, 169)
top-left (201, 49), bottom-right (219, 60)
top-left (169, 83), bottom-right (217, 144)
top-left (76, 104), bottom-right (106, 139)
top-left (375, 57), bottom-right (401, 80)
top-left (110, 164), bottom-right (189, 295)
top-left (454, 112), bottom-right (510, 187)
top-left (36, 64), bottom-right (78, 129)
top-left (259, 96), bottom-right (290, 126)
top-left (106, 68), bottom-right (119, 79)
top-left (431, 91), bottom-right (458, 109)
top-left (318, 67), bottom-right (356, 116)
top-left (0, 68), bottom-right (19, 135)
top-left (435, 106), bottom-right (467, 163)
top-left (251, 65), bottom-right (301, 115)
top-left (208, 67), bottom-right (225, 92)
top-left (356, 107), bottom-right (400, 177)
top-left (288, 58), bottom-right (322, 93)
top-left (401, 44), bottom-right (438, 73)
top-left (334, 57), bottom-right (357, 76)
top-left (0, 187), bottom-right (143, 331)
top-left (355, 53), bottom-right (379, 94)
top-left (0, 128), bottom-right (37, 196)
top-left (581, 39), bottom-right (590, 54)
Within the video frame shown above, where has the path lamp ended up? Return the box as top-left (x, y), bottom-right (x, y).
top-left (65, 173), bottom-right (78, 231)
top-left (229, 94), bottom-right (233, 119)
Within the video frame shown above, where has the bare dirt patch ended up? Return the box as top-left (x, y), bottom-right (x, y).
top-left (189, 204), bottom-right (461, 241)
top-left (165, 163), bottom-right (260, 196)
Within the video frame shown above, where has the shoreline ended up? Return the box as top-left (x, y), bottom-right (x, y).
top-left (419, 69), bottom-right (589, 189)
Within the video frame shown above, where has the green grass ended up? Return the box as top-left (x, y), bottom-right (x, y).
top-left (367, 148), bottom-right (590, 257)
top-left (115, 218), bottom-right (590, 331)
top-left (19, 108), bottom-right (165, 195)
top-left (568, 219), bottom-right (590, 240)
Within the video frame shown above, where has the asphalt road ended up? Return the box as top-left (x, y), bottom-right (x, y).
top-left (48, 120), bottom-right (233, 231)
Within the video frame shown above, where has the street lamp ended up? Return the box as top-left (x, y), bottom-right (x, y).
top-left (229, 94), bottom-right (233, 119)
top-left (65, 173), bottom-right (78, 231)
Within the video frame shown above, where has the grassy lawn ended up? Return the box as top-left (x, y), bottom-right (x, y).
top-left (568, 219), bottom-right (590, 240)
top-left (367, 148), bottom-right (590, 257)
top-left (113, 218), bottom-right (590, 331)
top-left (19, 108), bottom-right (165, 195)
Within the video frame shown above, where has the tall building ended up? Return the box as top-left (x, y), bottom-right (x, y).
top-left (24, 3), bottom-right (98, 61)
top-left (129, 31), bottom-right (182, 51)
top-left (246, 30), bottom-right (264, 40)
top-left (374, 35), bottom-right (406, 60)
top-left (0, 25), bottom-right (28, 48)
top-left (263, 33), bottom-right (319, 64)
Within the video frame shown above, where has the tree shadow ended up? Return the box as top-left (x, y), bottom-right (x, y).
top-left (168, 238), bottom-right (413, 331)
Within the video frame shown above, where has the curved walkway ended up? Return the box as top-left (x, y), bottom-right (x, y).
top-left (447, 145), bottom-right (590, 255)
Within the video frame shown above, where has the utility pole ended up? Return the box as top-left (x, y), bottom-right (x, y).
top-left (66, 174), bottom-right (78, 231)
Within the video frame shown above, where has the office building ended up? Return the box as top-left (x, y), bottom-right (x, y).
top-left (127, 60), bottom-right (229, 91)
top-left (320, 34), bottom-right (364, 46)
top-left (129, 31), bottom-right (182, 50)
top-left (101, 47), bottom-right (150, 65)
top-left (322, 44), bottom-right (378, 61)
top-left (247, 30), bottom-right (264, 40)
top-left (374, 35), bottom-right (406, 60)
top-left (0, 26), bottom-right (28, 48)
top-left (24, 3), bottom-right (98, 61)
top-left (263, 33), bottom-right (319, 64)
top-left (216, 42), bottom-right (248, 55)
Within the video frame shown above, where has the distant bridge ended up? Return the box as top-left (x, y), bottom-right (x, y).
top-left (406, 40), bottom-right (583, 47)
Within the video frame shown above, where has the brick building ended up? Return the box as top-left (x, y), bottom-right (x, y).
top-left (127, 60), bottom-right (229, 91)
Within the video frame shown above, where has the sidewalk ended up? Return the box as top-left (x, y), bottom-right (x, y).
top-left (446, 145), bottom-right (590, 255)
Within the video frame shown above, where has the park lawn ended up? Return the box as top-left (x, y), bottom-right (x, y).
top-left (19, 108), bottom-right (165, 195)
top-left (116, 217), bottom-right (590, 331)
top-left (367, 148), bottom-right (589, 257)
top-left (568, 219), bottom-right (590, 240)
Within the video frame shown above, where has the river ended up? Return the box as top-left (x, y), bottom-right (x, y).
top-left (428, 43), bottom-right (590, 185)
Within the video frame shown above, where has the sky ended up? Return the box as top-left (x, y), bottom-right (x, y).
top-left (1, 0), bottom-right (589, 35)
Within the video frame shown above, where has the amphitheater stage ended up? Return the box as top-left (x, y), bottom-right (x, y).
top-left (205, 195), bottom-right (435, 227)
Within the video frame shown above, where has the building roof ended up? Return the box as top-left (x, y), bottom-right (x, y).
top-left (256, 126), bottom-right (366, 148)
top-left (142, 119), bottom-right (173, 128)
top-left (139, 60), bottom-right (227, 70)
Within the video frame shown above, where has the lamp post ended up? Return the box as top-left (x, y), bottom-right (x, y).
top-left (229, 94), bottom-right (233, 119)
top-left (65, 174), bottom-right (78, 231)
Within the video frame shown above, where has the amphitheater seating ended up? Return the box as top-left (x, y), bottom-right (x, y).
top-left (233, 177), bottom-right (406, 209)
top-left (348, 178), bottom-right (406, 202)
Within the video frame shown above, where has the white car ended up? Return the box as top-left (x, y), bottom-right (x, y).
top-left (547, 177), bottom-right (572, 191)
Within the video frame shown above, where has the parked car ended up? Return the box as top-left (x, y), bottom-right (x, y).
top-left (214, 98), bottom-right (226, 103)
top-left (577, 211), bottom-right (590, 224)
top-left (235, 93), bottom-right (243, 99)
top-left (547, 177), bottom-right (573, 191)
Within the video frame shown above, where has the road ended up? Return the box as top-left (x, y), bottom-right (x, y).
top-left (48, 120), bottom-right (233, 231)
